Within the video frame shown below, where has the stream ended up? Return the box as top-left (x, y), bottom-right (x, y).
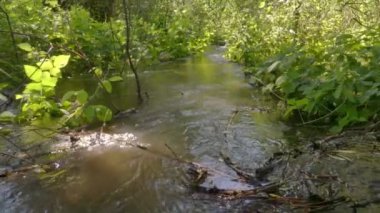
top-left (1, 47), bottom-right (380, 212)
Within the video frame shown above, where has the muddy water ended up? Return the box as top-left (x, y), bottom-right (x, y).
top-left (1, 48), bottom-right (379, 212)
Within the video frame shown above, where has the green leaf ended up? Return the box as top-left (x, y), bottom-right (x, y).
top-left (62, 91), bottom-right (75, 103)
top-left (108, 76), bottom-right (123, 82)
top-left (0, 93), bottom-right (7, 102)
top-left (25, 83), bottom-right (42, 92)
top-left (284, 106), bottom-right (297, 118)
top-left (45, 0), bottom-right (58, 7)
top-left (76, 90), bottom-right (88, 104)
top-left (53, 55), bottom-right (70, 68)
top-left (0, 111), bottom-right (15, 122)
top-left (102, 80), bottom-right (112, 93)
top-left (259, 1), bottom-right (266, 9)
top-left (50, 67), bottom-right (61, 77)
top-left (62, 90), bottom-right (88, 104)
top-left (18, 43), bottom-right (33, 52)
top-left (41, 72), bottom-right (58, 87)
top-left (94, 68), bottom-right (103, 77)
top-left (275, 75), bottom-right (286, 87)
top-left (15, 94), bottom-right (23, 100)
top-left (37, 60), bottom-right (54, 70)
top-left (0, 83), bottom-right (8, 90)
top-left (84, 106), bottom-right (96, 122)
top-left (267, 60), bottom-right (280, 72)
top-left (24, 65), bottom-right (42, 82)
top-left (334, 84), bottom-right (343, 99)
top-left (94, 105), bottom-right (113, 122)
top-left (288, 98), bottom-right (309, 107)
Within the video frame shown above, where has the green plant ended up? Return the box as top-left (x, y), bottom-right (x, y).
top-left (16, 48), bottom-right (70, 119)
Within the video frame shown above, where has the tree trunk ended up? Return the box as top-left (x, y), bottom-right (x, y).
top-left (122, 0), bottom-right (143, 103)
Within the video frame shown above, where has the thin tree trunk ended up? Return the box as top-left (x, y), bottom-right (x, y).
top-left (121, 0), bottom-right (143, 103)
top-left (0, 5), bottom-right (19, 62)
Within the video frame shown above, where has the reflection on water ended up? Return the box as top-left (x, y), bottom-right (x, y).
top-left (1, 48), bottom-right (289, 212)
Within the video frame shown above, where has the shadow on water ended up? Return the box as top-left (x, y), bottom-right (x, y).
top-left (1, 47), bottom-right (379, 212)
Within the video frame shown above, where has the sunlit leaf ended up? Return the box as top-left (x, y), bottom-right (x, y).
top-left (41, 72), bottom-right (58, 87)
top-left (53, 55), bottom-right (71, 68)
top-left (259, 1), bottom-right (266, 9)
top-left (50, 67), bottom-right (61, 77)
top-left (94, 68), bottom-right (103, 77)
top-left (37, 60), bottom-right (54, 70)
top-left (25, 83), bottom-right (43, 92)
top-left (267, 61), bottom-right (280, 72)
top-left (15, 94), bottom-right (23, 100)
top-left (45, 0), bottom-right (58, 7)
top-left (18, 43), bottom-right (33, 52)
top-left (275, 75), bottom-right (286, 87)
top-left (24, 65), bottom-right (42, 82)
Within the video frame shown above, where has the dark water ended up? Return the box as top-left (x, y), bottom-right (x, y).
top-left (1, 48), bottom-right (380, 212)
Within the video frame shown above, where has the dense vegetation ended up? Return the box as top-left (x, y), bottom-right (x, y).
top-left (1, 0), bottom-right (379, 132)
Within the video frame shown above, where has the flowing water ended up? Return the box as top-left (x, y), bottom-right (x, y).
top-left (1, 47), bottom-right (380, 212)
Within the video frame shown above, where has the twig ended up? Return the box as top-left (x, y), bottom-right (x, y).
top-left (225, 109), bottom-right (239, 133)
top-left (0, 135), bottom-right (34, 160)
top-left (122, 0), bottom-right (143, 103)
top-left (220, 152), bottom-right (258, 183)
top-left (300, 100), bottom-right (346, 126)
top-left (164, 143), bottom-right (181, 160)
top-left (0, 152), bottom-right (33, 163)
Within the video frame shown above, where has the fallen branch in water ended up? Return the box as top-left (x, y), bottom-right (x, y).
top-left (224, 109), bottom-right (239, 135)
top-left (220, 152), bottom-right (257, 183)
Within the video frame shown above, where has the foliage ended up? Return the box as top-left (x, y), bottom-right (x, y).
top-left (221, 0), bottom-right (380, 131)
top-left (16, 51), bottom-right (70, 119)
top-left (14, 43), bottom-right (115, 126)
top-left (1, 0), bottom-right (380, 132)
top-left (262, 30), bottom-right (380, 131)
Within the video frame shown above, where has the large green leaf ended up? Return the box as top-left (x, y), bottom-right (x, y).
top-left (84, 106), bottom-right (96, 122)
top-left (53, 55), bottom-right (71, 68)
top-left (108, 76), bottom-right (123, 82)
top-left (62, 91), bottom-right (75, 103)
top-left (41, 72), bottom-right (58, 87)
top-left (24, 65), bottom-right (42, 82)
top-left (76, 90), bottom-right (88, 104)
top-left (37, 60), bottom-right (54, 70)
top-left (84, 105), bottom-right (112, 122)
top-left (25, 83), bottom-right (42, 92)
top-left (50, 67), bottom-right (61, 77)
top-left (95, 105), bottom-right (113, 122)
top-left (17, 43), bottom-right (33, 52)
top-left (102, 80), bottom-right (112, 93)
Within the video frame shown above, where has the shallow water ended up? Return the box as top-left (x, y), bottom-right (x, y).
top-left (1, 47), bottom-right (379, 212)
